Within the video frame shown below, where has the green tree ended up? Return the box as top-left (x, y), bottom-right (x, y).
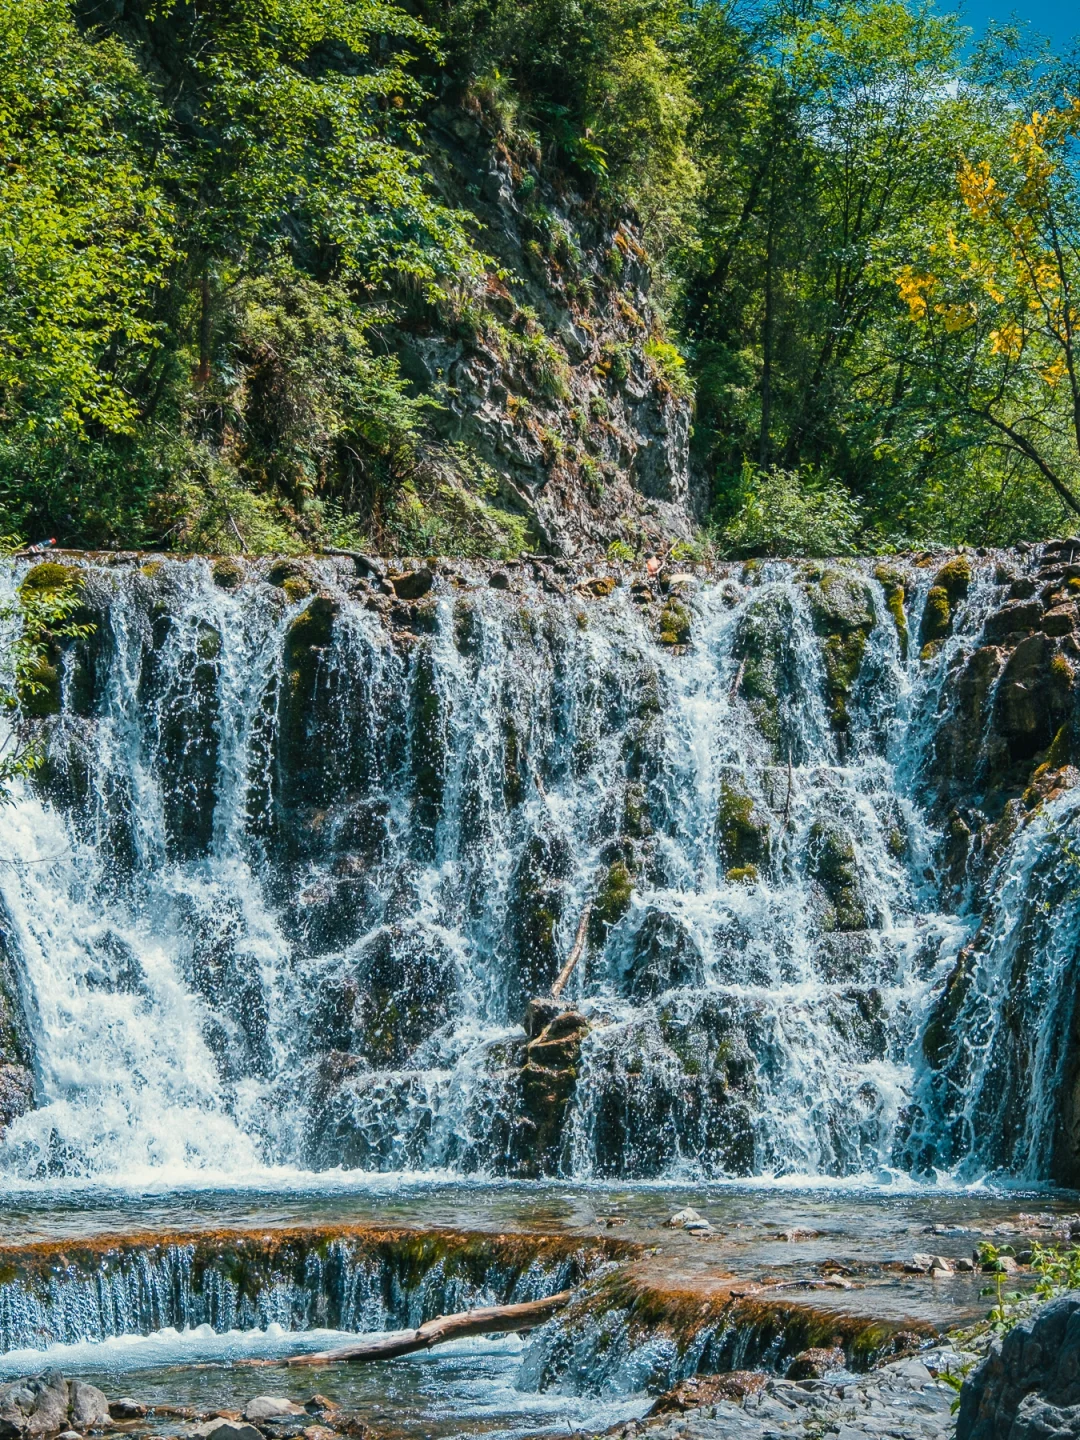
top-left (894, 85), bottom-right (1080, 520)
top-left (682, 0), bottom-right (970, 530)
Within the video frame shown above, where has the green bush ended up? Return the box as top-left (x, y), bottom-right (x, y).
top-left (717, 464), bottom-right (863, 559)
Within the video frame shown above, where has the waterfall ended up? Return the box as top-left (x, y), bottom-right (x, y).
top-left (0, 552), bottom-right (1063, 1186)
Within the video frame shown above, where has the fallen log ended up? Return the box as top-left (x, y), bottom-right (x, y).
top-left (289, 1290), bottom-right (573, 1366)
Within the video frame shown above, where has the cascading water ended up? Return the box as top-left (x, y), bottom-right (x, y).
top-left (0, 550), bottom-right (1066, 1188)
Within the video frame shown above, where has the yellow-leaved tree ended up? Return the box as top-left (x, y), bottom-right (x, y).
top-left (897, 93), bottom-right (1080, 517)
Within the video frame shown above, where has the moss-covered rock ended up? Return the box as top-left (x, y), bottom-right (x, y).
top-left (622, 909), bottom-right (704, 998)
top-left (408, 645), bottom-right (448, 840)
top-left (594, 859), bottom-right (634, 929)
top-left (623, 782), bottom-right (652, 838)
top-left (658, 597), bottom-right (691, 647)
top-left (212, 558), bottom-right (245, 590)
top-left (808, 819), bottom-right (868, 932)
top-left (918, 557), bottom-right (972, 653)
top-left (506, 826), bottom-right (573, 1010)
top-left (806, 569), bottom-right (876, 731)
top-left (513, 1009), bottom-right (591, 1175)
top-left (731, 591), bottom-right (797, 754)
top-left (282, 575), bottom-right (313, 603)
top-left (316, 923), bottom-right (460, 1069)
top-left (934, 554), bottom-right (972, 601)
top-left (717, 777), bottom-right (770, 870)
top-left (919, 585), bottom-right (952, 651)
top-left (19, 561), bottom-right (82, 596)
top-left (873, 564), bottom-right (908, 659)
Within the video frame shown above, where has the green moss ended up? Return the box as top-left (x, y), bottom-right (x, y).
top-left (594, 860), bottom-right (633, 928)
top-left (934, 554), bottom-right (972, 600)
top-left (20, 562), bottom-right (81, 595)
top-left (717, 778), bottom-right (769, 868)
top-left (874, 565), bottom-right (908, 659)
top-left (725, 864), bottom-right (759, 884)
top-left (575, 611), bottom-right (588, 630)
top-left (919, 585), bottom-right (951, 646)
top-left (282, 575), bottom-right (313, 603)
top-left (805, 570), bottom-right (875, 729)
top-left (212, 558), bottom-right (245, 590)
top-left (1051, 654), bottom-right (1074, 683)
top-left (1047, 722), bottom-right (1072, 769)
top-left (809, 820), bottom-right (866, 931)
top-left (658, 598), bottom-right (691, 646)
top-left (820, 630), bottom-right (868, 728)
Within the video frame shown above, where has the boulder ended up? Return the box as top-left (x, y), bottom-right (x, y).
top-left (316, 923), bottom-right (460, 1069)
top-left (243, 1398), bottom-right (305, 1421)
top-left (0, 1371), bottom-right (72, 1439)
top-left (716, 776), bottom-right (770, 872)
top-left (203, 1425), bottom-right (264, 1440)
top-left (66, 1385), bottom-right (108, 1432)
top-left (622, 909), bottom-right (704, 998)
top-left (786, 1346), bottom-right (846, 1380)
top-left (807, 819), bottom-right (870, 932)
top-left (806, 568), bottom-right (876, 728)
top-left (995, 634), bottom-right (1068, 759)
top-left (388, 568), bottom-right (434, 600)
top-left (0, 1065), bottom-right (33, 1139)
top-left (107, 1402), bottom-right (144, 1421)
top-left (958, 1292), bottom-right (1080, 1440)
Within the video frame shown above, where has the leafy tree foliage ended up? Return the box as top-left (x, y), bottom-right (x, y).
top-left (2, 0), bottom-right (1080, 555)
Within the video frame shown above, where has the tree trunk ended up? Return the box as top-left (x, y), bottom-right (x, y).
top-left (196, 272), bottom-right (212, 386)
top-left (290, 1291), bottom-right (574, 1366)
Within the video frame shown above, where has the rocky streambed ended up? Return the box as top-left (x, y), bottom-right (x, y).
top-left (0, 1189), bottom-right (1074, 1440)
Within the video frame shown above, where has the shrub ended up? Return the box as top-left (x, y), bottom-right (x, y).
top-left (717, 463), bottom-right (863, 559)
top-left (644, 337), bottom-right (694, 400)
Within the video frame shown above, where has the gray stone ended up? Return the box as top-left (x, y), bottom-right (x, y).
top-left (1011, 1394), bottom-right (1080, 1438)
top-left (0, 1371), bottom-right (70, 1439)
top-left (958, 1292), bottom-right (1080, 1440)
top-left (244, 1399), bottom-right (305, 1422)
top-left (203, 1425), bottom-right (264, 1440)
top-left (66, 1384), bottom-right (108, 1431)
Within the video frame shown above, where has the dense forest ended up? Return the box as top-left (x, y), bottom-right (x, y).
top-left (3, 0), bottom-right (1080, 555)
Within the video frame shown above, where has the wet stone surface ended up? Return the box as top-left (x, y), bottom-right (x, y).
top-left (630, 1354), bottom-right (962, 1440)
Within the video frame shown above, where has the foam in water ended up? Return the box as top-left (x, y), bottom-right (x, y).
top-left (0, 555), bottom-right (1057, 1187)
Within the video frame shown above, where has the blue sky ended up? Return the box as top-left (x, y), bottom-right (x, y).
top-left (958, 0), bottom-right (1077, 48)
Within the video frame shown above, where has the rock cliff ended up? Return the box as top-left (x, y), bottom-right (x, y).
top-left (392, 99), bottom-right (702, 555)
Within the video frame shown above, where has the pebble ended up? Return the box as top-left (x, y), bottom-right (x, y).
top-left (667, 1208), bottom-right (714, 1233)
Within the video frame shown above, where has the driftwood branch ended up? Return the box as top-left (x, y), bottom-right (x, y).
top-left (551, 904), bottom-right (591, 1001)
top-left (289, 1290), bottom-right (573, 1366)
top-left (729, 659), bottom-right (745, 699)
